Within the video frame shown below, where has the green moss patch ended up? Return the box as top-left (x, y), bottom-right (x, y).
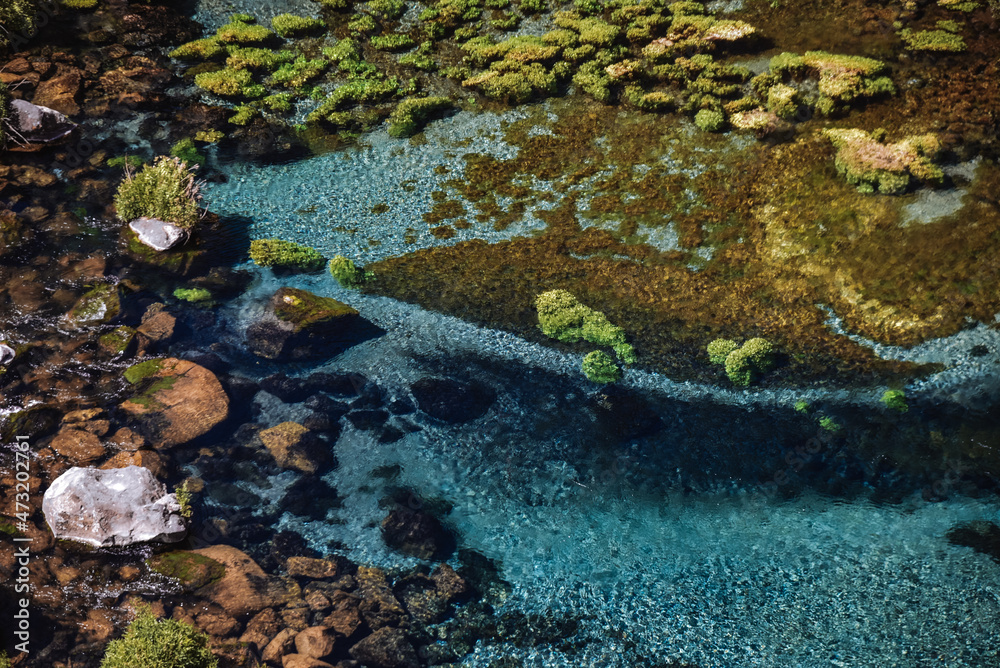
top-left (147, 552), bottom-right (226, 590)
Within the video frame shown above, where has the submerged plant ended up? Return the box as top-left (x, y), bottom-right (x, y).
top-left (169, 138), bottom-right (206, 166)
top-left (387, 96), bottom-right (452, 137)
top-left (173, 287), bottom-right (212, 303)
top-left (898, 28), bottom-right (966, 52)
top-left (582, 350), bottom-right (621, 383)
top-left (271, 13), bottom-right (325, 37)
top-left (114, 157), bottom-right (202, 228)
top-left (536, 289), bottom-right (636, 364)
top-left (329, 255), bottom-right (365, 287)
top-left (881, 389), bottom-right (908, 412)
top-left (249, 239), bottom-right (326, 271)
top-left (100, 606), bottom-right (217, 668)
top-left (822, 128), bottom-right (943, 195)
top-left (707, 336), bottom-right (775, 387)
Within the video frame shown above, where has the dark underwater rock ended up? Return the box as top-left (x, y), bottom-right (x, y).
top-left (381, 506), bottom-right (454, 560)
top-left (410, 377), bottom-right (496, 424)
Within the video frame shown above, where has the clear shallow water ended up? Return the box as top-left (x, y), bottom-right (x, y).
top-left (189, 267), bottom-right (1000, 668)
top-left (183, 0), bottom-right (1000, 661)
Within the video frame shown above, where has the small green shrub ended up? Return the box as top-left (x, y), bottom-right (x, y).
top-left (249, 239), bottom-right (325, 270)
top-left (174, 481), bottom-right (194, 518)
top-left (107, 155), bottom-right (145, 169)
top-left (114, 157), bottom-right (202, 228)
top-left (329, 255), bottom-right (365, 287)
top-left (225, 46), bottom-right (295, 71)
top-left (228, 104), bottom-right (258, 126)
top-left (100, 606), bottom-right (217, 668)
top-left (535, 289), bottom-right (635, 364)
top-left (0, 649), bottom-right (12, 668)
top-left (63, 0), bottom-right (98, 9)
top-left (881, 389), bottom-right (908, 412)
top-left (818, 415), bottom-right (841, 433)
top-left (271, 13), bottom-right (325, 37)
top-left (794, 400), bottom-right (810, 414)
top-left (169, 138), bottom-right (205, 167)
top-left (519, 0), bottom-right (546, 13)
top-left (711, 336), bottom-right (776, 386)
top-left (270, 57), bottom-right (327, 89)
top-left (0, 0), bottom-right (35, 55)
top-left (582, 350), bottom-right (621, 384)
top-left (368, 0), bottom-right (407, 19)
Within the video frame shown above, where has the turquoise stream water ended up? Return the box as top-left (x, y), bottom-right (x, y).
top-left (186, 1), bottom-right (1000, 664)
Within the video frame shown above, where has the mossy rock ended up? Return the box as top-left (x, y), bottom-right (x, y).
top-left (122, 227), bottom-right (207, 277)
top-left (99, 326), bottom-right (138, 356)
top-left (67, 284), bottom-right (121, 327)
top-left (0, 406), bottom-right (59, 442)
top-left (272, 287), bottom-right (359, 332)
top-left (147, 551), bottom-right (226, 591)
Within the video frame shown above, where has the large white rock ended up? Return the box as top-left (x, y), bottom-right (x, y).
top-left (42, 466), bottom-right (187, 547)
top-left (128, 217), bottom-right (189, 251)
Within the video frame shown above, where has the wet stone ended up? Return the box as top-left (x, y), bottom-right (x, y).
top-left (381, 507), bottom-right (455, 561)
top-left (410, 377), bottom-right (496, 424)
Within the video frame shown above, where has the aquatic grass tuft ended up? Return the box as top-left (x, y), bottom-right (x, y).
top-left (114, 157), bottom-right (202, 228)
top-left (100, 605), bottom-right (217, 668)
top-left (249, 239), bottom-right (326, 271)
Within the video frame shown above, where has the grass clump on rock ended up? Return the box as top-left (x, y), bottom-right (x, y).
top-left (822, 128), bottom-right (943, 195)
top-left (114, 157), bottom-right (202, 228)
top-left (271, 13), bottom-right (325, 37)
top-left (194, 67), bottom-right (266, 98)
top-left (387, 96), bottom-right (451, 137)
top-left (216, 15), bottom-right (275, 45)
top-left (100, 605), bottom-right (217, 668)
top-left (249, 239), bottom-right (325, 271)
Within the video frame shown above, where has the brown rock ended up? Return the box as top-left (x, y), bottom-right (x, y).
top-left (305, 590), bottom-right (331, 612)
top-left (190, 545), bottom-right (291, 619)
top-left (431, 564), bottom-right (469, 603)
top-left (120, 358), bottom-right (229, 448)
top-left (349, 628), bottom-right (419, 668)
top-left (259, 422), bottom-right (320, 474)
top-left (32, 66), bottom-right (82, 116)
top-left (356, 566), bottom-right (406, 630)
top-left (322, 590), bottom-right (363, 637)
top-left (295, 626), bottom-right (338, 660)
top-left (62, 408), bottom-right (104, 424)
top-left (79, 608), bottom-right (115, 644)
top-left (281, 605), bottom-right (311, 632)
top-left (100, 450), bottom-right (165, 479)
top-left (48, 427), bottom-right (106, 464)
top-left (79, 419), bottom-right (111, 436)
top-left (282, 655), bottom-right (336, 668)
top-left (4, 58), bottom-right (32, 74)
top-left (239, 607), bottom-right (281, 652)
top-left (196, 610), bottom-right (240, 637)
top-left (107, 427), bottom-right (145, 451)
top-left (137, 309), bottom-right (176, 343)
top-left (287, 556), bottom-right (341, 580)
top-left (263, 627), bottom-right (298, 664)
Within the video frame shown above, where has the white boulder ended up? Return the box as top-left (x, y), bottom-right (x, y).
top-left (42, 466), bottom-right (187, 547)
